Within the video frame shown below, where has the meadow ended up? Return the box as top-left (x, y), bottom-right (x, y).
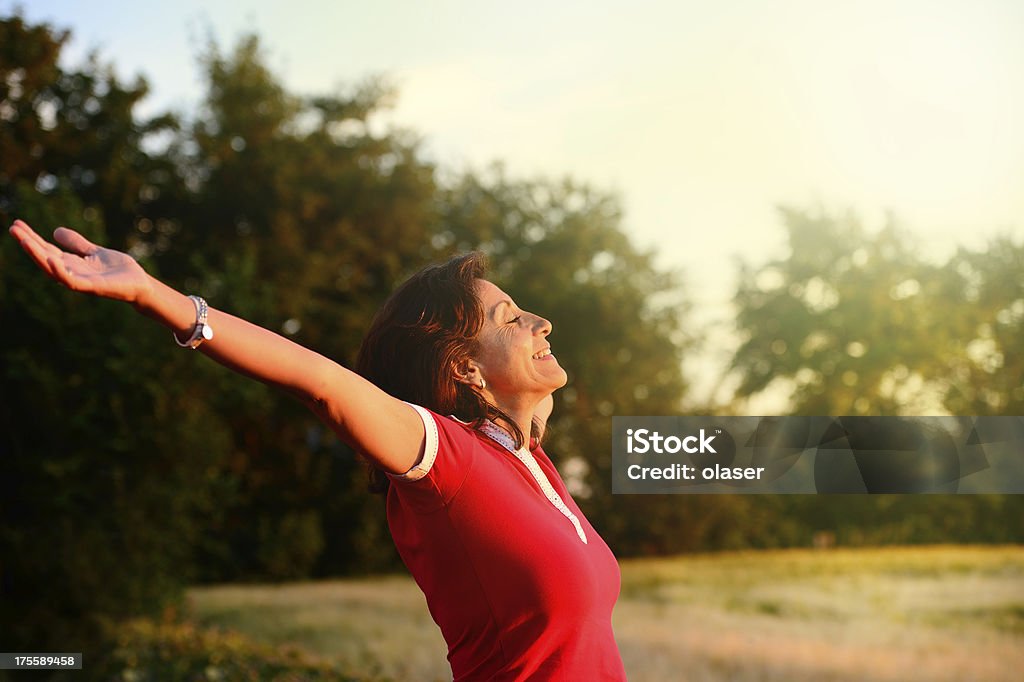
top-left (185, 546), bottom-right (1024, 681)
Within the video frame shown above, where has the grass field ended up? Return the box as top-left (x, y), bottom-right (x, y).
top-left (185, 545), bottom-right (1024, 681)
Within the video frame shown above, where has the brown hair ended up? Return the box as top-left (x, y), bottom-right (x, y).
top-left (355, 252), bottom-right (530, 492)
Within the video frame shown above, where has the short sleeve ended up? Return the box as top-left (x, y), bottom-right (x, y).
top-left (386, 405), bottom-right (478, 508)
top-left (387, 403), bottom-right (440, 482)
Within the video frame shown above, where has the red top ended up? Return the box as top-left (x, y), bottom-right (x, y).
top-left (387, 406), bottom-right (627, 681)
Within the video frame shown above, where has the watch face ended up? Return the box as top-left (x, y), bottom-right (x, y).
top-left (202, 325), bottom-right (214, 340)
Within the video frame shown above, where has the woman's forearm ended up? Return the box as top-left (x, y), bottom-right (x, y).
top-left (132, 272), bottom-right (425, 473)
top-left (133, 273), bottom-right (339, 405)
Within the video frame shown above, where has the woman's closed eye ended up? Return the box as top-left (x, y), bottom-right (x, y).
top-left (507, 315), bottom-right (522, 325)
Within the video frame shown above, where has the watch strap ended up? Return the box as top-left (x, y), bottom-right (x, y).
top-left (173, 295), bottom-right (214, 349)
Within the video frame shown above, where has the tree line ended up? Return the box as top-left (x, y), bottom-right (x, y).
top-left (2, 12), bottom-right (1022, 653)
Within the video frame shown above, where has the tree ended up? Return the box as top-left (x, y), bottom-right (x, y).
top-left (1, 190), bottom-right (235, 654)
top-left (0, 13), bottom-right (231, 653)
top-left (938, 237), bottom-right (1024, 414)
top-left (0, 13), bottom-right (179, 247)
top-left (726, 206), bottom-right (1024, 546)
top-left (169, 35), bottom-right (445, 578)
top-left (729, 206), bottom-right (946, 415)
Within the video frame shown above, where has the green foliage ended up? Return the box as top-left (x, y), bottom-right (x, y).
top-left (938, 237), bottom-right (1024, 414)
top-left (725, 207), bottom-right (1024, 551)
top-left (730, 207), bottom-right (942, 415)
top-left (0, 16), bottom-right (436, 601)
top-left (0, 13), bottom-right (179, 248)
top-left (1, 184), bottom-right (236, 652)
top-left (729, 205), bottom-right (1024, 418)
top-left (0, 14), bottom-right (232, 652)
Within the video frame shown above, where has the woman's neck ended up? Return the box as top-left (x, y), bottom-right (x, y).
top-left (489, 399), bottom-right (537, 448)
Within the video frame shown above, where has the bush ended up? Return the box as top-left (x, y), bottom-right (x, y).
top-left (90, 617), bottom-right (362, 682)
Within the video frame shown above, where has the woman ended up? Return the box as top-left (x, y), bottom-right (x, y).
top-left (8, 219), bottom-right (628, 680)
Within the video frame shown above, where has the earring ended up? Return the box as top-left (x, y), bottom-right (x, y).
top-left (479, 378), bottom-right (486, 390)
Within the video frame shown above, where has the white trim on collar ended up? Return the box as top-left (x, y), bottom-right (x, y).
top-left (477, 421), bottom-right (588, 545)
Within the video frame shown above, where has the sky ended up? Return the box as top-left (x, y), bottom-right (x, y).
top-left (11, 0), bottom-right (1024, 405)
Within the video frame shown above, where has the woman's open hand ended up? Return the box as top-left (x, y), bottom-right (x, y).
top-left (9, 219), bottom-right (152, 305)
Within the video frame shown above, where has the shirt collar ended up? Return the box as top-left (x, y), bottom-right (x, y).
top-left (477, 420), bottom-right (522, 454)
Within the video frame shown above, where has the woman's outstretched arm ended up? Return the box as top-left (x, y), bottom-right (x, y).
top-left (8, 219), bottom-right (426, 474)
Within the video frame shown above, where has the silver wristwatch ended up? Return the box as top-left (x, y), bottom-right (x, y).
top-left (173, 295), bottom-right (215, 349)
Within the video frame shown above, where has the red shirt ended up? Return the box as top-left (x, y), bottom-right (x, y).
top-left (387, 406), bottom-right (627, 681)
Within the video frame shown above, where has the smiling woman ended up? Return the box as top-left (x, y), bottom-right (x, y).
top-left (8, 220), bottom-right (628, 681)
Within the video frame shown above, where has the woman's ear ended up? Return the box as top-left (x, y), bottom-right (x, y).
top-left (452, 359), bottom-right (483, 388)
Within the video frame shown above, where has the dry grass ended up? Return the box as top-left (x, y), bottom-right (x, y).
top-left (186, 576), bottom-right (448, 681)
top-left (186, 546), bottom-right (1024, 681)
top-left (615, 546), bottom-right (1024, 681)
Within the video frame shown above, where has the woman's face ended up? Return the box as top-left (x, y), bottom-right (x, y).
top-left (470, 279), bottom-right (568, 404)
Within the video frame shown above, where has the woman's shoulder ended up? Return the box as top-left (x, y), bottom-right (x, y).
top-left (406, 404), bottom-right (485, 447)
